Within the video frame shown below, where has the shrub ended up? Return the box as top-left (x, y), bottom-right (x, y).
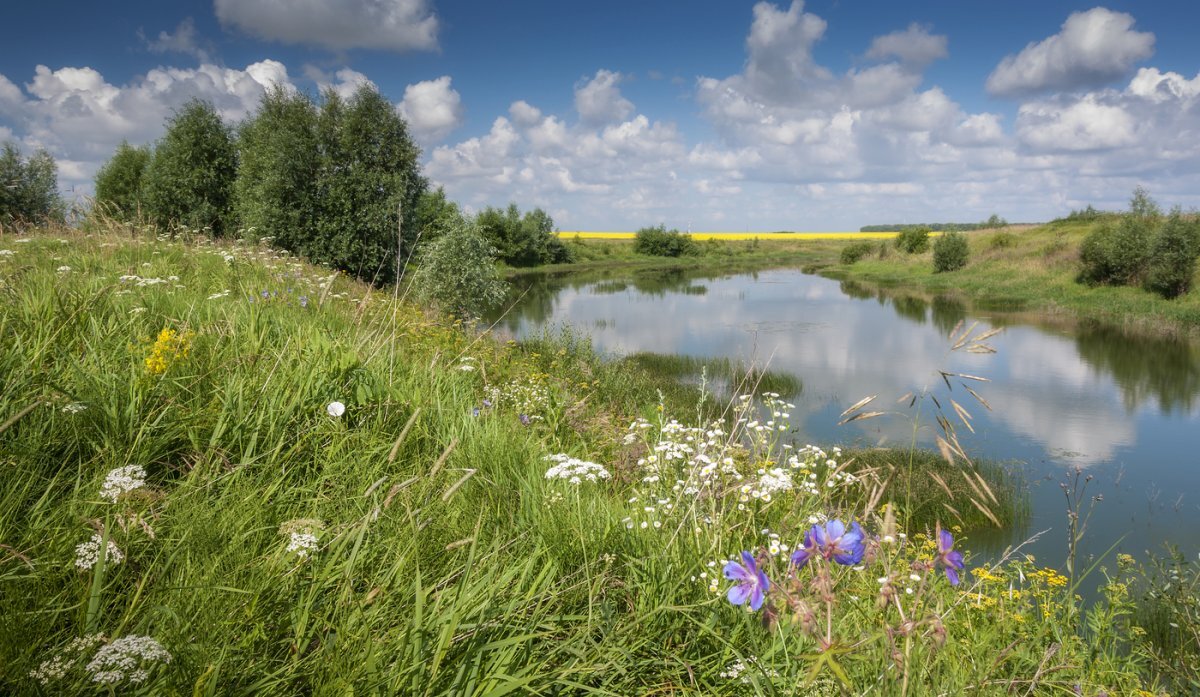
top-left (933, 231), bottom-right (969, 272)
top-left (1079, 215), bottom-right (1153, 286)
top-left (476, 204), bottom-right (573, 267)
top-left (984, 213), bottom-right (1008, 228)
top-left (413, 219), bottom-right (507, 319)
top-left (143, 99), bottom-right (237, 236)
top-left (234, 86), bottom-right (320, 253)
top-left (633, 224), bottom-right (696, 257)
top-left (1144, 210), bottom-right (1200, 299)
top-left (0, 142), bottom-right (61, 230)
top-left (989, 231), bottom-right (1017, 249)
top-left (839, 241), bottom-right (874, 264)
top-left (94, 141), bottom-right (151, 222)
top-left (894, 227), bottom-right (930, 254)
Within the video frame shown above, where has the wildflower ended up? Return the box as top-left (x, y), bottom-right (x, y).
top-left (519, 413), bottom-right (531, 426)
top-left (29, 635), bottom-right (104, 686)
top-left (472, 407), bottom-right (481, 417)
top-left (85, 635), bottom-right (171, 685)
top-left (99, 465), bottom-right (146, 503)
top-left (143, 328), bottom-right (192, 376)
top-left (792, 520), bottom-right (865, 568)
top-left (936, 528), bottom-right (965, 585)
top-left (544, 454), bottom-right (610, 483)
top-left (61, 402), bottom-right (87, 414)
top-left (326, 401), bottom-right (345, 418)
top-left (299, 295), bottom-right (308, 308)
top-left (285, 532), bottom-right (319, 558)
top-left (724, 551), bottom-right (769, 611)
top-left (74, 533), bottom-right (124, 570)
top-left (57, 265), bottom-right (71, 273)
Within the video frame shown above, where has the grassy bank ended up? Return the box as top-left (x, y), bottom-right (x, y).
top-left (0, 226), bottom-right (1178, 694)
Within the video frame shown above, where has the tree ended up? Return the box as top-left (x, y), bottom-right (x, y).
top-left (94, 141), bottom-right (151, 221)
top-left (413, 186), bottom-right (462, 248)
top-left (933, 231), bottom-right (969, 272)
top-left (633, 224), bottom-right (697, 257)
top-left (1144, 209), bottom-right (1200, 299)
top-left (143, 99), bottom-right (237, 236)
top-left (984, 214), bottom-right (1008, 228)
top-left (235, 86), bottom-right (320, 253)
top-left (413, 218), bottom-right (507, 320)
top-left (312, 85), bottom-right (427, 284)
top-left (476, 203), bottom-right (573, 266)
top-left (894, 227), bottom-right (930, 254)
top-left (0, 142), bottom-right (61, 230)
top-left (1129, 185), bottom-right (1161, 220)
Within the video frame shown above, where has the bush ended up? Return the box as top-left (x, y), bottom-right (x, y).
top-left (413, 219), bottom-right (507, 319)
top-left (839, 241), bottom-right (874, 264)
top-left (932, 231), bottom-right (969, 272)
top-left (1144, 210), bottom-right (1200, 299)
top-left (476, 204), bottom-right (573, 267)
top-left (93, 141), bottom-right (151, 222)
top-left (143, 99), bottom-right (237, 236)
top-left (633, 224), bottom-right (696, 257)
top-left (1079, 215), bottom-right (1153, 286)
top-left (234, 86), bottom-right (320, 253)
top-left (894, 227), bottom-right (930, 254)
top-left (0, 142), bottom-right (61, 230)
top-left (989, 231), bottom-right (1017, 249)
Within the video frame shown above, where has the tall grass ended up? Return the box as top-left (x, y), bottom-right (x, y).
top-left (0, 225), bottom-right (1179, 694)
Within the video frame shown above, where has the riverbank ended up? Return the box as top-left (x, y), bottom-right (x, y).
top-left (538, 221), bottom-right (1200, 338)
top-left (0, 225), bottom-right (1186, 694)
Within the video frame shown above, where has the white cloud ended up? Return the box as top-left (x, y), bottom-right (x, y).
top-left (304, 66), bottom-right (375, 100)
top-left (1017, 95), bottom-right (1136, 152)
top-left (865, 23), bottom-right (948, 68)
top-left (214, 0), bottom-right (438, 52)
top-left (508, 100), bottom-right (542, 127)
top-left (142, 18), bottom-right (210, 62)
top-left (574, 70), bottom-right (633, 124)
top-left (987, 7), bottom-right (1154, 97)
top-left (397, 76), bottom-right (463, 141)
top-left (1128, 67), bottom-right (1200, 103)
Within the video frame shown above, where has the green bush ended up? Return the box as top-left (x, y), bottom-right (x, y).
top-left (839, 241), bottom-right (874, 264)
top-left (234, 86), bottom-right (320, 253)
top-left (93, 141), bottom-right (151, 222)
top-left (413, 219), bottom-right (507, 319)
top-left (1079, 216), bottom-right (1153, 286)
top-left (0, 142), bottom-right (60, 230)
top-left (476, 204), bottom-right (573, 267)
top-left (932, 231), bottom-right (969, 272)
top-left (894, 227), bottom-right (930, 254)
top-left (143, 99), bottom-right (237, 236)
top-left (1144, 211), bottom-right (1200, 299)
top-left (989, 231), bottom-right (1017, 249)
top-left (633, 224), bottom-right (696, 257)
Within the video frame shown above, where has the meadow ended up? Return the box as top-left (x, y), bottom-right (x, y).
top-left (0, 224), bottom-right (1195, 695)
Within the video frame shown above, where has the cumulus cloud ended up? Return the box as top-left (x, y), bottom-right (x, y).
top-left (0, 61), bottom-right (292, 192)
top-left (508, 100), bottom-right (542, 127)
top-left (987, 7), bottom-right (1154, 97)
top-left (303, 66), bottom-right (375, 100)
top-left (574, 70), bottom-right (633, 124)
top-left (141, 18), bottom-right (210, 62)
top-left (397, 76), bottom-right (463, 141)
top-left (865, 23), bottom-right (948, 69)
top-left (214, 0), bottom-right (438, 52)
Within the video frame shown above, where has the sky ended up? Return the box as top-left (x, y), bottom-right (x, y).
top-left (1, 0), bottom-right (1199, 231)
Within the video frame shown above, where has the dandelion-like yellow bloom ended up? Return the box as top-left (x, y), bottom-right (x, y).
top-left (144, 328), bottom-right (193, 376)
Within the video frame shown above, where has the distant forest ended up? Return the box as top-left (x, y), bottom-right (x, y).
top-left (860, 222), bottom-right (1004, 232)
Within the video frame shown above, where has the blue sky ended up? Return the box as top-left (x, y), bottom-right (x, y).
top-left (2, 1), bottom-right (1199, 230)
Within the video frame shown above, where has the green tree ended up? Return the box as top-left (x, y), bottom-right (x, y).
top-left (94, 141), bottom-right (151, 221)
top-left (1144, 209), bottom-right (1200, 299)
top-left (932, 231), bottom-right (969, 272)
top-left (894, 226), bottom-right (930, 254)
top-left (413, 186), bottom-right (462, 248)
top-left (1130, 185), bottom-right (1161, 220)
top-left (413, 219), bottom-right (507, 319)
top-left (312, 85), bottom-right (427, 284)
top-left (235, 86), bottom-right (319, 253)
top-left (0, 142), bottom-right (61, 230)
top-left (633, 224), bottom-right (697, 257)
top-left (476, 204), bottom-right (571, 266)
top-left (143, 99), bottom-right (237, 236)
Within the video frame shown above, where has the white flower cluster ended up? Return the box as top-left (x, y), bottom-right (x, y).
top-left (0, 249), bottom-right (14, 257)
top-left (720, 656), bottom-right (779, 683)
top-left (286, 532), bottom-right (319, 558)
top-left (485, 378), bottom-right (551, 421)
top-left (74, 533), bottom-right (124, 570)
top-left (29, 635), bottom-right (104, 686)
top-left (739, 467), bottom-right (794, 503)
top-left (99, 465), bottom-right (146, 503)
top-left (543, 454), bottom-right (611, 484)
top-left (206, 289), bottom-right (231, 300)
top-left (85, 635), bottom-right (172, 685)
top-left (61, 402), bottom-right (87, 414)
top-left (56, 265), bottom-right (72, 273)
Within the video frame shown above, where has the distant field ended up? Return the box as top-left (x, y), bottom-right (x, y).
top-left (556, 231), bottom-right (897, 240)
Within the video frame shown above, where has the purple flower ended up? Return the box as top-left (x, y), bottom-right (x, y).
top-left (482, 398), bottom-right (493, 408)
top-left (792, 520), bottom-right (865, 568)
top-left (261, 290), bottom-right (269, 299)
top-left (724, 551), bottom-right (770, 611)
top-left (299, 296), bottom-right (308, 308)
top-left (519, 414), bottom-right (531, 426)
top-left (936, 529), bottom-right (965, 585)
top-left (472, 407), bottom-right (480, 417)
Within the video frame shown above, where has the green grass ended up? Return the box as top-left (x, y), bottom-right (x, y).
top-left (0, 225), bottom-right (1176, 694)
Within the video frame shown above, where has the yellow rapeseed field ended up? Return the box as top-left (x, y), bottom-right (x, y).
top-left (556, 231), bottom-right (899, 240)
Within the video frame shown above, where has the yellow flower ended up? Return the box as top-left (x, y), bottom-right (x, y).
top-left (144, 327), bottom-right (194, 376)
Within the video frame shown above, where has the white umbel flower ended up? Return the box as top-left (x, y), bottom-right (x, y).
top-left (85, 635), bottom-right (171, 685)
top-left (99, 465), bottom-right (146, 503)
top-left (74, 533), bottom-right (124, 570)
top-left (543, 454), bottom-right (611, 484)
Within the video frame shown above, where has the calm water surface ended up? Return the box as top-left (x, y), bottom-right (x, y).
top-left (495, 267), bottom-right (1200, 568)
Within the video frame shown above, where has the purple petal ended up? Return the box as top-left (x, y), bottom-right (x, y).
top-left (833, 541), bottom-right (865, 566)
top-left (756, 568), bottom-right (771, 594)
top-left (939, 529), bottom-right (954, 554)
top-left (728, 583), bottom-right (752, 606)
top-left (749, 584), bottom-right (765, 611)
top-left (791, 548), bottom-right (810, 568)
top-left (724, 561), bottom-right (752, 582)
top-left (842, 522), bottom-right (865, 546)
top-left (811, 524), bottom-right (828, 547)
top-left (944, 566), bottom-right (960, 586)
top-left (826, 519), bottom-right (846, 540)
top-left (740, 551), bottom-right (757, 573)
top-left (946, 550), bottom-right (964, 569)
